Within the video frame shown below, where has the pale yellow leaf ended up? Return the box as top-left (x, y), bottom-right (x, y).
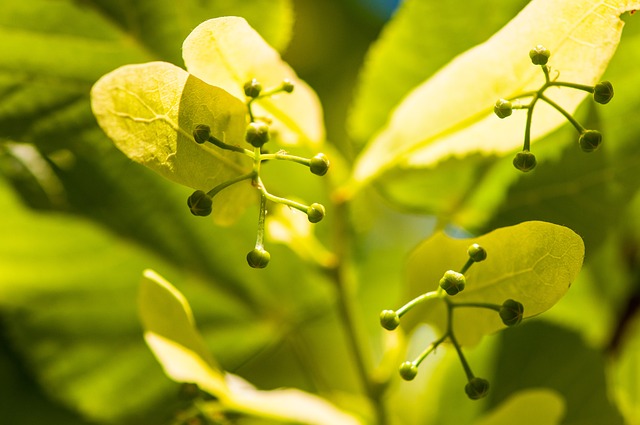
top-left (182, 16), bottom-right (325, 146)
top-left (352, 0), bottom-right (640, 186)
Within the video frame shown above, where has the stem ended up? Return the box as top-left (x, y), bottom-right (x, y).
top-left (459, 258), bottom-right (474, 275)
top-left (413, 333), bottom-right (448, 367)
top-left (208, 135), bottom-right (254, 156)
top-left (549, 81), bottom-right (595, 93)
top-left (255, 193), bottom-right (267, 249)
top-left (539, 93), bottom-right (585, 133)
top-left (451, 302), bottom-right (501, 311)
top-left (396, 291), bottom-right (440, 317)
top-left (445, 301), bottom-right (475, 381)
top-left (523, 94), bottom-right (537, 151)
top-left (260, 151), bottom-right (311, 166)
top-left (207, 172), bottom-right (254, 198)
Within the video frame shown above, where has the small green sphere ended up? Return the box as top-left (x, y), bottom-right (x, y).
top-left (579, 130), bottom-right (602, 153)
top-left (494, 99), bottom-right (513, 119)
top-left (309, 153), bottom-right (330, 176)
top-left (399, 362), bottom-right (418, 381)
top-left (380, 310), bottom-right (400, 331)
top-left (439, 270), bottom-right (466, 296)
top-left (307, 203), bottom-right (326, 223)
top-left (193, 124), bottom-right (211, 144)
top-left (499, 299), bottom-right (524, 326)
top-left (187, 190), bottom-right (213, 216)
top-left (245, 121), bottom-right (270, 148)
top-left (593, 81), bottom-right (614, 104)
top-left (467, 243), bottom-right (487, 262)
top-left (529, 45), bottom-right (550, 65)
top-left (246, 248), bottom-right (271, 268)
top-left (281, 79), bottom-right (295, 93)
top-left (513, 150), bottom-right (537, 172)
top-left (465, 377), bottom-right (490, 400)
top-left (243, 78), bottom-right (263, 98)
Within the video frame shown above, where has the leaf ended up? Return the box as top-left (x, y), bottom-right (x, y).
top-left (182, 16), bottom-right (325, 146)
top-left (609, 309), bottom-right (640, 425)
top-left (473, 389), bottom-right (565, 425)
top-left (348, 0), bottom-right (529, 145)
top-left (139, 269), bottom-right (229, 398)
top-left (90, 61), bottom-right (255, 223)
top-left (351, 0), bottom-right (640, 188)
top-left (404, 221), bottom-right (585, 346)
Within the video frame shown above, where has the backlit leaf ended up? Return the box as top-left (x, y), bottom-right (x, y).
top-left (404, 221), bottom-right (585, 345)
top-left (90, 61), bottom-right (254, 223)
top-left (183, 16), bottom-right (325, 146)
top-left (473, 389), bottom-right (565, 425)
top-left (351, 0), bottom-right (640, 188)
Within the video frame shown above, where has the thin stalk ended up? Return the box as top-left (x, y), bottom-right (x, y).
top-left (207, 172), bottom-right (254, 198)
top-left (396, 291), bottom-right (440, 317)
top-left (539, 93), bottom-right (585, 133)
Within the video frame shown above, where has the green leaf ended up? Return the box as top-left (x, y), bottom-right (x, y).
top-left (139, 269), bottom-right (229, 398)
top-left (609, 309), bottom-right (640, 425)
top-left (90, 61), bottom-right (254, 223)
top-left (182, 16), bottom-right (325, 146)
top-left (348, 0), bottom-right (528, 145)
top-left (350, 0), bottom-right (640, 189)
top-left (473, 389), bottom-right (565, 425)
top-left (404, 221), bottom-right (585, 345)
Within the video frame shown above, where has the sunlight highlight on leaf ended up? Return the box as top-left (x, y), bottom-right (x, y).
top-left (405, 221), bottom-right (585, 346)
top-left (183, 16), bottom-right (325, 146)
top-left (473, 389), bottom-right (565, 425)
top-left (352, 0), bottom-right (640, 187)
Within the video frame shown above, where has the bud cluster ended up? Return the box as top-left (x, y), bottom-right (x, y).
top-left (494, 45), bottom-right (614, 172)
top-left (188, 79), bottom-right (331, 268)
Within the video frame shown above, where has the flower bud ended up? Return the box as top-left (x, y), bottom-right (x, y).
top-left (439, 270), bottom-right (466, 296)
top-left (465, 377), bottom-right (490, 400)
top-left (494, 99), bottom-right (513, 119)
top-left (579, 130), bottom-right (602, 152)
top-left (399, 362), bottom-right (418, 381)
top-left (187, 190), bottom-right (213, 216)
top-left (281, 79), bottom-right (295, 93)
top-left (309, 153), bottom-right (330, 176)
top-left (193, 124), bottom-right (211, 144)
top-left (245, 122), bottom-right (270, 148)
top-left (307, 203), bottom-right (325, 223)
top-left (513, 150), bottom-right (537, 172)
top-left (467, 243), bottom-right (487, 262)
top-left (243, 78), bottom-right (262, 98)
top-left (380, 310), bottom-right (400, 331)
top-left (593, 81), bottom-right (614, 104)
top-left (246, 247), bottom-right (270, 268)
top-left (529, 45), bottom-right (550, 65)
top-left (499, 299), bottom-right (524, 326)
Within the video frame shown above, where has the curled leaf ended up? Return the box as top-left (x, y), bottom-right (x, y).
top-left (183, 16), bottom-right (325, 146)
top-left (405, 221), bottom-right (585, 345)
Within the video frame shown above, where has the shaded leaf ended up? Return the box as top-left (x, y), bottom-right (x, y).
top-left (183, 16), bottom-right (325, 146)
top-left (404, 221), bottom-right (584, 345)
top-left (351, 0), bottom-right (640, 188)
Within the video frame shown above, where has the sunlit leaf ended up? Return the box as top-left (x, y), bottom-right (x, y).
top-left (351, 0), bottom-right (640, 188)
top-left (473, 389), bottom-right (565, 425)
top-left (404, 221), bottom-right (585, 345)
top-left (182, 16), bottom-right (325, 146)
top-left (90, 61), bottom-right (255, 223)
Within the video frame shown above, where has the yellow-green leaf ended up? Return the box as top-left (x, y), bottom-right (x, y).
top-left (139, 269), bottom-right (230, 398)
top-left (473, 389), bottom-right (565, 425)
top-left (90, 61), bottom-right (254, 223)
top-left (182, 16), bottom-right (325, 146)
top-left (352, 0), bottom-right (640, 187)
top-left (405, 221), bottom-right (585, 346)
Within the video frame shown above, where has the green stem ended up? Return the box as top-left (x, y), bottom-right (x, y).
top-left (523, 94), bottom-right (538, 151)
top-left (207, 172), bottom-right (254, 198)
top-left (445, 301), bottom-right (475, 381)
top-left (396, 291), bottom-right (440, 317)
top-left (539, 93), bottom-right (585, 133)
top-left (255, 192), bottom-right (267, 249)
top-left (208, 135), bottom-right (254, 156)
top-left (451, 302), bottom-right (501, 312)
top-left (549, 81), bottom-right (595, 93)
top-left (413, 333), bottom-right (448, 367)
top-left (459, 258), bottom-right (475, 275)
top-left (260, 152), bottom-right (311, 166)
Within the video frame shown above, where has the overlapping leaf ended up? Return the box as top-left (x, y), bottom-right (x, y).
top-left (403, 221), bottom-right (585, 345)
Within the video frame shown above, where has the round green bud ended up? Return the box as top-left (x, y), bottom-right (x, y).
top-left (399, 362), bottom-right (418, 381)
top-left (467, 243), bottom-right (487, 262)
top-left (309, 153), bottom-right (330, 176)
top-left (439, 270), bottom-right (466, 296)
top-left (380, 310), bottom-right (400, 331)
top-left (245, 122), bottom-right (270, 148)
top-left (499, 299), bottom-right (524, 326)
top-left (494, 99), bottom-right (513, 119)
top-left (281, 79), bottom-right (295, 93)
top-left (193, 124), bottom-right (211, 144)
top-left (579, 130), bottom-right (602, 153)
top-left (529, 45), bottom-right (550, 65)
top-left (465, 377), bottom-right (490, 400)
top-left (307, 203), bottom-right (325, 223)
top-left (187, 190), bottom-right (213, 216)
top-left (513, 150), bottom-right (537, 172)
top-left (246, 247), bottom-right (270, 268)
top-left (243, 78), bottom-right (262, 98)
top-left (593, 81), bottom-right (614, 104)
